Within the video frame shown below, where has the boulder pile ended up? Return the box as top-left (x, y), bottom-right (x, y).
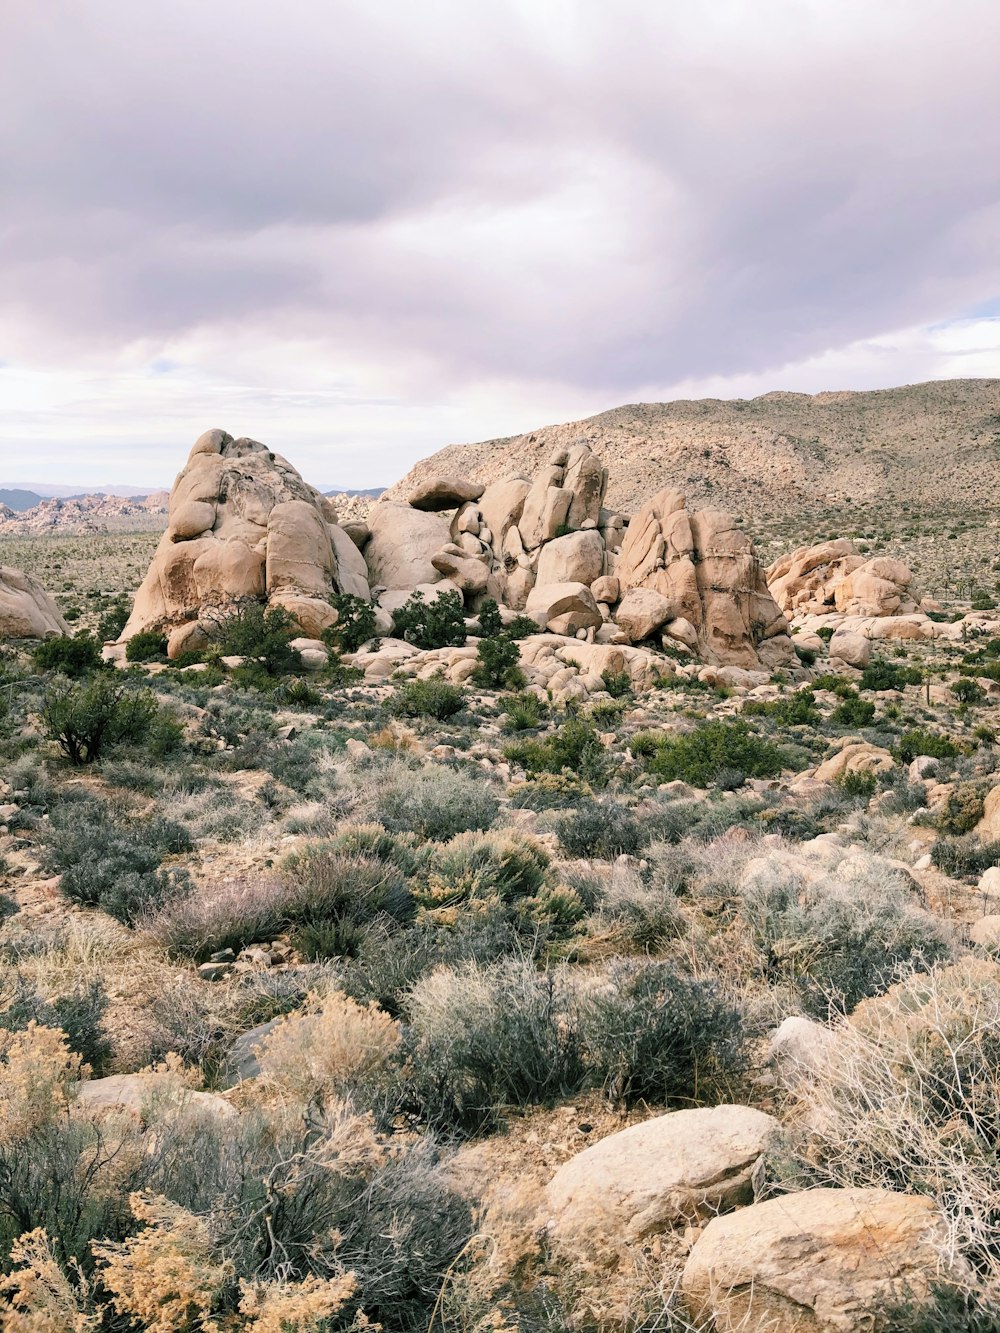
top-left (117, 430), bottom-right (371, 655)
top-left (767, 539), bottom-right (920, 618)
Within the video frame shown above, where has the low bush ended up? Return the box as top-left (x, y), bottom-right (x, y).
top-left (500, 691), bottom-right (547, 731)
top-left (323, 591), bottom-right (377, 653)
top-left (931, 836), bottom-right (1000, 879)
top-left (935, 782), bottom-right (986, 835)
top-left (952, 677), bottom-right (986, 705)
top-left (124, 630), bottom-right (168, 662)
top-left (214, 599), bottom-right (298, 675)
top-left (472, 634), bottom-right (525, 689)
top-left (394, 589), bottom-right (467, 649)
top-left (640, 719), bottom-right (787, 788)
top-left (600, 668), bottom-right (633, 699)
top-left (391, 676), bottom-right (466, 720)
top-left (588, 866), bottom-right (685, 952)
top-left (96, 595), bottom-right (130, 642)
top-left (32, 634), bottom-right (102, 678)
top-left (833, 768), bottom-right (878, 801)
top-left (42, 676), bottom-right (160, 765)
top-left (376, 765), bottom-right (499, 840)
top-left (860, 659), bottom-right (922, 691)
top-left (0, 974), bottom-right (113, 1074)
top-left (551, 799), bottom-right (647, 859)
top-left (896, 728), bottom-right (960, 763)
top-left (418, 830), bottom-right (551, 915)
top-left (744, 689), bottom-right (819, 726)
top-left (830, 691), bottom-right (876, 727)
top-left (504, 718), bottom-right (609, 786)
top-left (508, 771), bottom-right (592, 810)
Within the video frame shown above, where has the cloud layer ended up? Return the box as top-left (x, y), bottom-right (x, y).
top-left (2, 0), bottom-right (999, 485)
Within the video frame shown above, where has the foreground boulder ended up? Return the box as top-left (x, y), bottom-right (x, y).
top-left (0, 565), bottom-right (69, 638)
top-left (768, 540), bottom-right (920, 618)
top-left (682, 1187), bottom-right (958, 1331)
top-left (118, 430), bottom-right (370, 645)
top-left (547, 1105), bottom-right (780, 1256)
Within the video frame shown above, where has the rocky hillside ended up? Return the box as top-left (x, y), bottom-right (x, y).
top-left (391, 377), bottom-right (1000, 524)
top-left (0, 491), bottom-right (169, 535)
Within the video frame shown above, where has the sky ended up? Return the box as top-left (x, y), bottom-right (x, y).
top-left (2, 0), bottom-right (1000, 490)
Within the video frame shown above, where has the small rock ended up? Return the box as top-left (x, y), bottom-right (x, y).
top-left (197, 961), bottom-right (233, 982)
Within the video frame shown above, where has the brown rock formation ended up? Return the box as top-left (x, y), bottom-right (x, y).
top-left (0, 566), bottom-right (70, 639)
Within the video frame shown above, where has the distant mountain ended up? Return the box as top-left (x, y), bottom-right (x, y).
top-left (0, 482), bottom-right (156, 498)
top-left (0, 489), bottom-right (43, 511)
top-left (322, 486), bottom-right (385, 498)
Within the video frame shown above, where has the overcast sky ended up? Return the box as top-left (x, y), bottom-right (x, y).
top-left (2, 0), bottom-right (999, 489)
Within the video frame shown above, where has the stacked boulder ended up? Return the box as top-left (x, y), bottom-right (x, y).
top-left (115, 430), bottom-right (370, 656)
top-left (366, 443), bottom-right (795, 669)
top-left (768, 539), bottom-right (920, 618)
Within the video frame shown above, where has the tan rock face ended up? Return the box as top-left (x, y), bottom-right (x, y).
top-left (365, 503), bottom-right (451, 590)
top-left (681, 1187), bottom-right (957, 1332)
top-left (0, 565), bottom-right (70, 639)
top-left (408, 476), bottom-right (485, 511)
top-left (813, 742), bottom-right (894, 782)
top-left (616, 489), bottom-right (792, 667)
top-left (768, 540), bottom-right (919, 618)
top-left (535, 529), bottom-right (605, 587)
top-left (546, 1105), bottom-right (780, 1258)
top-left (120, 430), bottom-right (369, 642)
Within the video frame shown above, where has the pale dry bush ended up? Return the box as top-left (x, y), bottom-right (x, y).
top-left (93, 1193), bottom-right (232, 1333)
top-left (796, 957), bottom-right (1000, 1288)
top-left (0, 1228), bottom-right (95, 1333)
top-left (255, 988), bottom-right (402, 1104)
top-left (0, 1022), bottom-right (84, 1145)
top-left (238, 1273), bottom-right (358, 1331)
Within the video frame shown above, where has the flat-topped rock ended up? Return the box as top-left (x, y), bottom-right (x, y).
top-left (408, 476), bottom-right (486, 511)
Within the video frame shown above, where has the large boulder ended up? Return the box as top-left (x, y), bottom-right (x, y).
top-left (768, 540), bottom-right (919, 618)
top-left (546, 1105), bottom-right (779, 1256)
top-left (535, 529), bottom-right (605, 587)
top-left (119, 430), bottom-right (370, 643)
top-left (525, 582), bottom-right (602, 635)
top-left (408, 476), bottom-right (485, 511)
top-left (0, 566), bottom-right (69, 638)
top-left (616, 488), bottom-right (792, 667)
top-left (614, 587), bottom-right (674, 642)
top-left (682, 1187), bottom-right (958, 1332)
top-left (364, 502), bottom-right (450, 590)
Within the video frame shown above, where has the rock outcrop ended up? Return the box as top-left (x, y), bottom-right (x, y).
top-left (768, 540), bottom-right (920, 618)
top-left (682, 1187), bottom-right (957, 1332)
top-left (117, 430), bottom-right (370, 650)
top-left (0, 566), bottom-right (69, 639)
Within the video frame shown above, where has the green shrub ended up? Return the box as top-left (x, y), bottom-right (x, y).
top-left (811, 673), bottom-right (854, 696)
top-left (323, 592), bottom-right (377, 653)
top-left (508, 771), bottom-right (592, 810)
top-left (476, 597), bottom-right (504, 638)
top-left (896, 729), bottom-right (960, 764)
top-left (952, 678), bottom-right (986, 705)
top-left (504, 718), bottom-right (609, 785)
top-left (500, 691), bottom-right (547, 731)
top-left (96, 596), bottom-right (130, 642)
top-left (551, 800), bottom-right (646, 859)
top-left (215, 599), bottom-right (298, 675)
top-left (860, 659), bottom-right (922, 691)
top-left (931, 836), bottom-right (1000, 879)
top-left (831, 691), bottom-right (876, 727)
top-left (744, 689), bottom-right (819, 725)
top-left (42, 676), bottom-right (159, 764)
top-left (641, 720), bottom-right (787, 788)
top-left (936, 783), bottom-right (985, 835)
top-left (600, 668), bottom-right (633, 699)
top-left (472, 634), bottom-right (525, 689)
top-left (816, 626), bottom-right (835, 642)
top-left (125, 629), bottom-right (168, 662)
top-left (45, 799), bottom-right (192, 925)
top-left (833, 768), bottom-right (878, 800)
top-left (393, 589), bottom-right (467, 649)
top-left (419, 830), bottom-right (550, 913)
top-left (32, 634), bottom-right (102, 677)
top-left (1, 974), bottom-right (113, 1074)
top-left (391, 676), bottom-right (466, 720)
top-left (377, 766), bottom-right (499, 839)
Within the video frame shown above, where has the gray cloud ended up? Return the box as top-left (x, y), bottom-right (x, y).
top-left (2, 0), bottom-right (1000, 410)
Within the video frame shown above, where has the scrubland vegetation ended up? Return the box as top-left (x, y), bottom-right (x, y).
top-left (4, 568), bottom-right (1000, 1329)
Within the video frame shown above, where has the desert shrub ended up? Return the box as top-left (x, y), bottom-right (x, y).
top-left (501, 691), bottom-right (547, 731)
top-left (936, 782), bottom-right (986, 835)
top-left (833, 768), bottom-right (878, 801)
top-left (641, 720), bottom-right (787, 788)
top-left (0, 974), bottom-right (112, 1074)
top-left (283, 846), bottom-right (415, 959)
top-left (215, 600), bottom-right (298, 676)
top-left (551, 799), bottom-right (646, 859)
top-left (860, 659), bottom-right (922, 691)
top-left (953, 677), bottom-right (987, 705)
top-left (476, 597), bottom-right (504, 638)
top-left (393, 589), bottom-right (467, 649)
top-left (323, 823), bottom-right (429, 879)
top-left (896, 728), bottom-right (960, 764)
top-left (931, 836), bottom-right (1000, 879)
top-left (794, 958), bottom-right (1000, 1283)
top-left (376, 766), bottom-right (499, 840)
top-left (815, 626), bottom-right (835, 643)
top-left (830, 691), bottom-right (877, 727)
top-left (125, 629), bottom-right (168, 662)
top-left (600, 668), bottom-right (633, 699)
top-left (811, 672), bottom-right (855, 695)
top-left (390, 676), bottom-right (466, 720)
top-left (472, 634), bottom-right (525, 689)
top-left (743, 688), bottom-right (819, 726)
top-left (504, 718), bottom-right (609, 786)
top-left (508, 771), bottom-right (592, 811)
top-left (418, 831), bottom-right (550, 915)
top-left (272, 676), bottom-right (322, 708)
top-left (589, 866), bottom-right (685, 952)
top-left (582, 960), bottom-right (748, 1107)
top-left (739, 855), bottom-right (952, 1014)
top-left (42, 675), bottom-right (159, 764)
top-left (403, 960), bottom-right (590, 1132)
top-left (96, 595), bottom-right (131, 642)
top-left (323, 592), bottom-right (377, 653)
top-left (32, 633), bottom-right (102, 678)
top-left (45, 799), bottom-right (192, 926)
